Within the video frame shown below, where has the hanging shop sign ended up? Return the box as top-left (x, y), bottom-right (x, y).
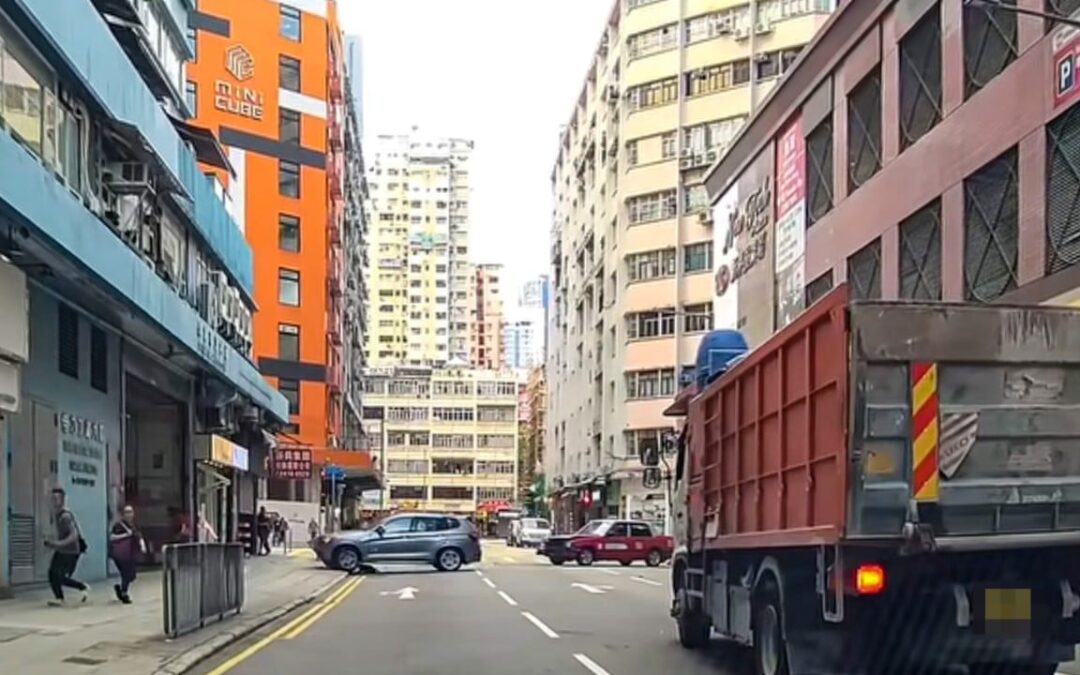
top-left (715, 176), bottom-right (772, 297)
top-left (196, 434), bottom-right (250, 471)
top-left (774, 116), bottom-right (807, 329)
top-left (273, 447), bottom-right (313, 479)
top-left (216, 45), bottom-right (265, 120)
top-left (1054, 23), bottom-right (1080, 111)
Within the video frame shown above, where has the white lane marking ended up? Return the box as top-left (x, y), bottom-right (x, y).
top-left (601, 569), bottom-right (621, 576)
top-left (475, 570), bottom-right (484, 577)
top-left (380, 586), bottom-right (418, 600)
top-left (482, 577), bottom-right (497, 589)
top-left (522, 611), bottom-right (560, 638)
top-left (571, 582), bottom-right (609, 594)
top-left (502, 556), bottom-right (516, 563)
top-left (574, 653), bottom-right (613, 675)
top-left (630, 576), bottom-right (663, 587)
top-left (498, 590), bottom-right (519, 606)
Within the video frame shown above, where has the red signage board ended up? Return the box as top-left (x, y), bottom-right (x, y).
top-left (273, 447), bottom-right (313, 479)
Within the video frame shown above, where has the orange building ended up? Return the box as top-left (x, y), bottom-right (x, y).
top-left (187, 0), bottom-right (346, 449)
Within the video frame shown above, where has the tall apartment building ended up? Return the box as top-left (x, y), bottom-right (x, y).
top-left (362, 367), bottom-right (519, 514)
top-left (0, 0), bottom-right (288, 591)
top-left (365, 132), bottom-right (475, 366)
top-left (502, 320), bottom-right (538, 370)
top-left (546, 0), bottom-right (833, 530)
top-left (188, 0), bottom-right (354, 450)
top-left (471, 263), bottom-right (505, 369)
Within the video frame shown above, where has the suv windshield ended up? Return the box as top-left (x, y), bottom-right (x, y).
top-left (523, 519), bottom-right (549, 530)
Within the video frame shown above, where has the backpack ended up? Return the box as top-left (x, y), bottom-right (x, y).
top-left (61, 509), bottom-right (88, 555)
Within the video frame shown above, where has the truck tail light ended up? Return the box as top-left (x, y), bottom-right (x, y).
top-left (855, 564), bottom-right (886, 595)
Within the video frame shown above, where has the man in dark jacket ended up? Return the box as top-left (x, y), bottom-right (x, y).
top-left (44, 488), bottom-right (89, 606)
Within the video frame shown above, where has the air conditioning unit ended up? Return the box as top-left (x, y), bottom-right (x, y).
top-left (103, 162), bottom-right (154, 194)
top-left (681, 147), bottom-right (694, 158)
top-left (698, 211), bottom-right (714, 227)
top-left (755, 22), bottom-right (773, 35)
top-left (680, 157), bottom-right (695, 170)
top-left (606, 84), bottom-right (619, 102)
top-left (706, 149), bottom-right (718, 163)
top-left (734, 26), bottom-right (751, 40)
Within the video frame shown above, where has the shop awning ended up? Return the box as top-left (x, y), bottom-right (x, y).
top-left (313, 448), bottom-right (382, 492)
top-left (663, 385), bottom-right (698, 417)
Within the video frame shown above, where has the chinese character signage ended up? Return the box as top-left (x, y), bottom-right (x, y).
top-left (273, 448), bottom-right (313, 479)
top-left (774, 115), bottom-right (807, 329)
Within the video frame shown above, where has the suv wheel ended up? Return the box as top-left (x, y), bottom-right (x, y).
top-left (576, 548), bottom-right (595, 566)
top-left (435, 547), bottom-right (463, 572)
top-left (334, 546), bottom-right (360, 572)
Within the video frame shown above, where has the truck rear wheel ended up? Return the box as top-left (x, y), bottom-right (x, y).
top-left (675, 587), bottom-right (710, 649)
top-left (753, 582), bottom-right (790, 675)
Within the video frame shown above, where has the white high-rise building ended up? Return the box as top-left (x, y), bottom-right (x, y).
top-left (365, 130), bottom-right (474, 366)
top-left (502, 320), bottom-right (538, 370)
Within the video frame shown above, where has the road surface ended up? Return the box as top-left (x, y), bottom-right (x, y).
top-left (195, 541), bottom-right (1080, 675)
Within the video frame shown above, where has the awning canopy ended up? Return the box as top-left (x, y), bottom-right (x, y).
top-left (663, 385), bottom-right (698, 417)
top-left (169, 115), bottom-right (234, 174)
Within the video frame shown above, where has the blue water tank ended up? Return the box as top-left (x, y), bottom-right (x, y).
top-left (694, 330), bottom-right (749, 390)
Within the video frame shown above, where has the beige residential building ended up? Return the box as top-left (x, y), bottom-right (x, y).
top-left (545, 0), bottom-right (833, 531)
top-left (362, 367), bottom-right (519, 514)
top-left (365, 130), bottom-right (475, 367)
top-left (471, 263), bottom-right (505, 370)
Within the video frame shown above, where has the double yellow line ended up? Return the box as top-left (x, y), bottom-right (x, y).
top-left (207, 575), bottom-right (364, 675)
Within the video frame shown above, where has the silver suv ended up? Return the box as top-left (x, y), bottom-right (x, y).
top-left (313, 513), bottom-right (482, 572)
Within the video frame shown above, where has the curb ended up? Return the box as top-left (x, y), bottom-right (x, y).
top-left (153, 573), bottom-right (348, 675)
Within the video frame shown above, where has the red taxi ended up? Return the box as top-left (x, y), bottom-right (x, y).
top-left (538, 519), bottom-right (674, 567)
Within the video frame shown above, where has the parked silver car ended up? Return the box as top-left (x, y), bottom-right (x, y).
top-left (312, 513), bottom-right (482, 572)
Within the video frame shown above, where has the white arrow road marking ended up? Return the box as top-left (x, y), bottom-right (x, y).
top-left (522, 611), bottom-right (559, 638)
top-left (574, 653), bottom-right (613, 675)
top-left (380, 587), bottom-right (418, 600)
top-left (498, 590), bottom-right (518, 606)
top-left (482, 577), bottom-right (496, 589)
top-left (630, 576), bottom-right (663, 587)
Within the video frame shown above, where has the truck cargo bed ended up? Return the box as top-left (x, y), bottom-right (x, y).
top-left (685, 285), bottom-right (1080, 552)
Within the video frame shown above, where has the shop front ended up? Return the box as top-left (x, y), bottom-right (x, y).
top-left (194, 433), bottom-right (250, 543)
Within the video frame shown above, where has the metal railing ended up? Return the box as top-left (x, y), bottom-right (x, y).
top-left (162, 543), bottom-right (245, 638)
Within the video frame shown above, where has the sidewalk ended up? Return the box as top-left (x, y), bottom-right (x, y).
top-left (0, 550), bottom-right (344, 675)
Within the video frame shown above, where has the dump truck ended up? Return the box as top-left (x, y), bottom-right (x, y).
top-left (664, 285), bottom-right (1080, 675)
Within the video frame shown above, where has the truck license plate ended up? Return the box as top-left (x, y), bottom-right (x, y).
top-left (980, 588), bottom-right (1031, 638)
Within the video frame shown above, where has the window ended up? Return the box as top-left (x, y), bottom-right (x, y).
top-left (185, 81), bottom-right (197, 114)
top-left (683, 184), bottom-right (709, 214)
top-left (477, 406), bottom-right (515, 423)
top-left (2, 33), bottom-right (49, 156)
top-left (627, 0), bottom-right (664, 9)
top-left (630, 523), bottom-right (653, 537)
top-left (899, 201), bottom-right (942, 300)
top-left (477, 487), bottom-right (514, 501)
top-left (848, 68), bottom-right (882, 191)
top-left (899, 6), bottom-right (942, 150)
top-left (626, 309), bottom-right (676, 339)
top-left (686, 11), bottom-right (736, 44)
top-left (683, 117), bottom-right (746, 156)
top-left (279, 55), bottom-right (301, 92)
top-left (381, 516), bottom-right (414, 533)
top-left (390, 486), bottom-right (426, 500)
top-left (280, 108), bottom-right (300, 144)
top-left (187, 26), bottom-right (197, 60)
top-left (626, 368), bottom-right (676, 399)
top-left (432, 407), bottom-right (475, 422)
top-left (684, 242), bottom-right (712, 273)
top-left (279, 378), bottom-right (300, 414)
top-left (432, 486), bottom-right (473, 500)
top-left (433, 433), bottom-right (473, 448)
top-left (1049, 1), bottom-right (1080, 19)
top-left (683, 303), bottom-right (712, 333)
top-left (966, 1), bottom-right (1018, 99)
top-left (90, 326), bottom-right (107, 393)
top-left (279, 214), bottom-right (300, 252)
top-left (687, 60), bottom-right (751, 97)
top-left (624, 428), bottom-right (673, 460)
top-left (279, 268), bottom-right (300, 306)
top-left (626, 248), bottom-right (676, 282)
top-left (848, 239), bottom-right (882, 300)
top-left (279, 160), bottom-right (300, 198)
top-left (280, 4), bottom-right (302, 41)
top-left (626, 77), bottom-right (678, 112)
top-left (278, 324), bottom-right (300, 360)
top-left (58, 303), bottom-right (78, 379)
top-left (660, 132), bottom-right (677, 159)
top-left (755, 51), bottom-right (781, 80)
top-left (281, 423), bottom-right (300, 434)
top-left (627, 23), bottom-right (677, 59)
top-left (964, 148), bottom-right (1019, 302)
top-left (806, 117), bottom-right (834, 226)
top-left (628, 190), bottom-right (677, 224)
top-left (805, 270), bottom-right (834, 306)
top-left (1047, 103), bottom-right (1080, 275)
top-left (477, 434), bottom-right (515, 448)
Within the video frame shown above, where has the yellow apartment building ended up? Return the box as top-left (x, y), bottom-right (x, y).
top-left (365, 131), bottom-right (474, 367)
top-left (362, 366), bottom-right (519, 514)
top-left (545, 0), bottom-right (834, 531)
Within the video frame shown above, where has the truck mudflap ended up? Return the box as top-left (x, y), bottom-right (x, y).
top-left (790, 573), bottom-right (1080, 673)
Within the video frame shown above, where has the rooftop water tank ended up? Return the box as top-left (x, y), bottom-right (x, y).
top-left (694, 329), bottom-right (749, 390)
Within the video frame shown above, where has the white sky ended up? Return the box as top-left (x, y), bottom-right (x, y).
top-left (339, 0), bottom-right (614, 308)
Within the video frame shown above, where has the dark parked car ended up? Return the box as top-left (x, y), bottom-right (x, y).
top-left (312, 513), bottom-right (482, 572)
top-left (539, 519), bottom-right (674, 566)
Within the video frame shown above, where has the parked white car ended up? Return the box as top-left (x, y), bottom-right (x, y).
top-left (509, 517), bottom-right (551, 548)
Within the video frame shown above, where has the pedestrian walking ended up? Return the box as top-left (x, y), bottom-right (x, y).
top-left (109, 505), bottom-right (143, 604)
top-left (44, 488), bottom-right (89, 607)
top-left (307, 517), bottom-right (320, 544)
top-left (256, 506), bottom-right (271, 555)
